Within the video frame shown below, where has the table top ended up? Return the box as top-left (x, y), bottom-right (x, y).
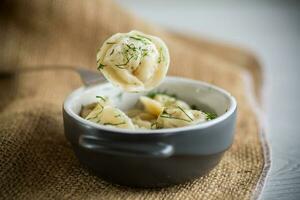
top-left (116, 0), bottom-right (300, 199)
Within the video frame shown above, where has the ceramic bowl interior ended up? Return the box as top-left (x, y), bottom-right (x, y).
top-left (64, 76), bottom-right (236, 133)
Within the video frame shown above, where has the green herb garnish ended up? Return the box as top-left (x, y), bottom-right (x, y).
top-left (109, 49), bottom-right (115, 56)
top-left (160, 114), bottom-right (192, 122)
top-left (126, 43), bottom-right (137, 51)
top-left (97, 63), bottom-right (106, 70)
top-left (177, 106), bottom-right (193, 121)
top-left (136, 34), bottom-right (152, 42)
top-left (205, 112), bottom-right (217, 120)
top-left (129, 36), bottom-right (143, 41)
top-left (159, 108), bottom-right (192, 122)
top-left (157, 48), bottom-right (164, 64)
top-left (107, 42), bottom-right (116, 45)
top-left (141, 49), bottom-right (148, 57)
top-left (115, 55), bottom-right (133, 68)
top-left (147, 92), bottom-right (157, 98)
top-left (96, 96), bottom-right (106, 101)
top-left (103, 122), bottom-right (126, 126)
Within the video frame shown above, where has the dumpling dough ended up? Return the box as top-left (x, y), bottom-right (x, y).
top-left (138, 94), bottom-right (190, 117)
top-left (156, 107), bottom-right (207, 128)
top-left (96, 30), bottom-right (170, 92)
top-left (153, 94), bottom-right (190, 109)
top-left (139, 96), bottom-right (164, 117)
top-left (85, 96), bottom-right (134, 129)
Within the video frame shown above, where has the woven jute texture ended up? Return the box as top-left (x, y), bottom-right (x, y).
top-left (0, 0), bottom-right (267, 199)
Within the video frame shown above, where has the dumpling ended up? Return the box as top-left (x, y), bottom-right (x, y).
top-left (99, 106), bottom-right (135, 129)
top-left (126, 108), bottom-right (156, 129)
top-left (85, 104), bottom-right (134, 129)
top-left (80, 102), bottom-right (98, 118)
top-left (131, 116), bottom-right (154, 130)
top-left (156, 107), bottom-right (207, 128)
top-left (80, 96), bottom-right (110, 118)
top-left (139, 96), bottom-right (164, 117)
top-left (153, 94), bottom-right (190, 109)
top-left (139, 94), bottom-right (190, 117)
top-left (96, 30), bottom-right (170, 92)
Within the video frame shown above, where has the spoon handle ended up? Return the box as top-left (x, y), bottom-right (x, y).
top-left (0, 65), bottom-right (106, 86)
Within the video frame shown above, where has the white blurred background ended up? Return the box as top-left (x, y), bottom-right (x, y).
top-left (116, 0), bottom-right (300, 199)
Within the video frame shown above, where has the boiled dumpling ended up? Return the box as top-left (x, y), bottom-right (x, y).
top-left (126, 108), bottom-right (157, 129)
top-left (131, 115), bottom-right (155, 129)
top-left (96, 30), bottom-right (170, 92)
top-left (153, 94), bottom-right (190, 109)
top-left (139, 96), bottom-right (164, 117)
top-left (80, 96), bottom-right (110, 118)
top-left (80, 102), bottom-right (98, 118)
top-left (99, 106), bottom-right (135, 129)
top-left (85, 104), bottom-right (134, 129)
top-left (156, 107), bottom-right (207, 128)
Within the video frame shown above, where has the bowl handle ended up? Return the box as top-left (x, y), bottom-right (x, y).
top-left (79, 135), bottom-right (174, 158)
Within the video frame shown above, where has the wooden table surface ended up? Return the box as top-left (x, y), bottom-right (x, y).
top-left (116, 0), bottom-right (300, 199)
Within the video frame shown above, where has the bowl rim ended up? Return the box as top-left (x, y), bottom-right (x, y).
top-left (63, 76), bottom-right (237, 135)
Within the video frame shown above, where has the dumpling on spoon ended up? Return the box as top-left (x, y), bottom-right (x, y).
top-left (96, 30), bottom-right (170, 92)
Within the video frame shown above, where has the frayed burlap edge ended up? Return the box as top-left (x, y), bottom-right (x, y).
top-left (242, 70), bottom-right (271, 200)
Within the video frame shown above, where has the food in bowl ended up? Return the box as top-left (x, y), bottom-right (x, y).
top-left (80, 92), bottom-right (217, 130)
top-left (80, 30), bottom-right (217, 130)
top-left (63, 30), bottom-right (237, 187)
top-left (96, 30), bottom-right (170, 92)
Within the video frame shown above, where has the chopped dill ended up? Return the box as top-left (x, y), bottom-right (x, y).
top-left (97, 63), bottom-right (106, 70)
top-left (110, 49), bottom-right (115, 56)
top-left (160, 114), bottom-right (192, 122)
top-left (159, 107), bottom-right (192, 122)
top-left (129, 35), bottom-right (151, 45)
top-left (147, 92), bottom-right (156, 98)
top-left (107, 42), bottom-right (116, 45)
top-left (114, 65), bottom-right (127, 69)
top-left (96, 96), bottom-right (106, 101)
top-left (103, 122), bottom-right (126, 126)
top-left (136, 34), bottom-right (152, 42)
top-left (126, 43), bottom-right (137, 51)
top-left (205, 112), bottom-right (217, 120)
top-left (129, 36), bottom-right (142, 41)
top-left (157, 48), bottom-right (164, 64)
top-left (141, 49), bottom-right (148, 57)
top-left (177, 106), bottom-right (193, 121)
top-left (115, 55), bottom-right (133, 68)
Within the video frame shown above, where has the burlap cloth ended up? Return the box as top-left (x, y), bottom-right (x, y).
top-left (0, 0), bottom-right (270, 199)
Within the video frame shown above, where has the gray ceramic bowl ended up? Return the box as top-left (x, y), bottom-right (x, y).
top-left (63, 76), bottom-right (237, 187)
